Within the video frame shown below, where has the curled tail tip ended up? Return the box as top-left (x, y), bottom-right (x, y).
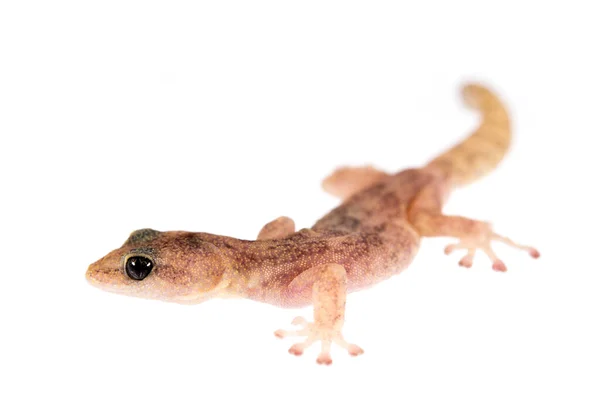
top-left (426, 82), bottom-right (511, 187)
top-left (461, 82), bottom-right (502, 109)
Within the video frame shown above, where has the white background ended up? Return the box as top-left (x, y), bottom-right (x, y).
top-left (1, 1), bottom-right (599, 399)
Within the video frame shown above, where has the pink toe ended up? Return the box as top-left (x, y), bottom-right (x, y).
top-left (291, 316), bottom-right (307, 326)
top-left (492, 260), bottom-right (507, 272)
top-left (316, 354), bottom-right (332, 365)
top-left (459, 257), bottom-right (473, 268)
top-left (348, 344), bottom-right (364, 356)
top-left (274, 330), bottom-right (285, 338)
top-left (529, 248), bottom-right (540, 259)
top-left (288, 345), bottom-right (304, 356)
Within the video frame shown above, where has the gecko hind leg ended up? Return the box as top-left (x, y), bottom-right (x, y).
top-left (412, 213), bottom-right (539, 271)
top-left (274, 263), bottom-right (363, 365)
top-left (322, 166), bottom-right (389, 200)
top-left (257, 216), bottom-right (295, 240)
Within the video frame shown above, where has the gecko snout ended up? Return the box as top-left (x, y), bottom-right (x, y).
top-left (86, 261), bottom-right (117, 286)
top-left (85, 250), bottom-right (131, 289)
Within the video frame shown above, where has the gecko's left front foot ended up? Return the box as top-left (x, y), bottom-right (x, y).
top-left (443, 224), bottom-right (540, 271)
top-left (274, 263), bottom-right (363, 365)
top-left (275, 317), bottom-right (363, 365)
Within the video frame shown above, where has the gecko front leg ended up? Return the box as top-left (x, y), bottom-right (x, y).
top-left (257, 216), bottom-right (295, 240)
top-left (274, 263), bottom-right (363, 365)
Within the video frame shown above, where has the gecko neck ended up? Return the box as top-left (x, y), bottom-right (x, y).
top-left (194, 232), bottom-right (277, 301)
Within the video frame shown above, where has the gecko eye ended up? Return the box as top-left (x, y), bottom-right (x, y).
top-left (125, 256), bottom-right (154, 280)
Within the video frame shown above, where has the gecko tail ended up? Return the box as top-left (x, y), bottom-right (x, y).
top-left (425, 83), bottom-right (512, 187)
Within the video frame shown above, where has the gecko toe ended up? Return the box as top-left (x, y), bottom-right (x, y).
top-left (347, 344), bottom-right (364, 356)
top-left (459, 255), bottom-right (473, 268)
top-left (316, 353), bottom-right (333, 365)
top-left (288, 344), bottom-right (304, 356)
top-left (291, 316), bottom-right (308, 326)
top-left (529, 248), bottom-right (540, 258)
top-left (492, 259), bottom-right (507, 272)
top-left (274, 329), bottom-right (287, 338)
top-left (444, 244), bottom-right (456, 255)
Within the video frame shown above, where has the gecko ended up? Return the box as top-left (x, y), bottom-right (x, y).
top-left (86, 83), bottom-right (539, 365)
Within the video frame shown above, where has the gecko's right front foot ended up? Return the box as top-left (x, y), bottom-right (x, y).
top-left (275, 317), bottom-right (364, 365)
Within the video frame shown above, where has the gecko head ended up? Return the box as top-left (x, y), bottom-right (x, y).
top-left (86, 229), bottom-right (231, 304)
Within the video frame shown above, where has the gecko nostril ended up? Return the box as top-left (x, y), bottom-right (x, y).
top-left (85, 264), bottom-right (99, 283)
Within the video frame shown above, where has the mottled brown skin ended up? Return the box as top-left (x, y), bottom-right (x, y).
top-left (87, 83), bottom-right (539, 365)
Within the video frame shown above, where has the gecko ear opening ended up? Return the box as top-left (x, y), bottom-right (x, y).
top-left (125, 229), bottom-right (162, 246)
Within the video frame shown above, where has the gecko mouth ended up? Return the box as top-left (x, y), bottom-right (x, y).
top-left (86, 264), bottom-right (130, 291)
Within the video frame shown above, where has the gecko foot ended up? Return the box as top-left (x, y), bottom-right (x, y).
top-left (444, 230), bottom-right (539, 272)
top-left (274, 317), bottom-right (363, 365)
